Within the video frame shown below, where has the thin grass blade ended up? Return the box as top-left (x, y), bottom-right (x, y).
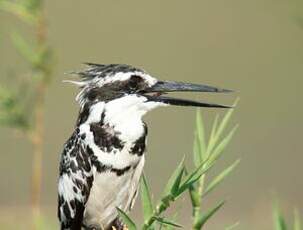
top-left (294, 208), bottom-right (301, 230)
top-left (209, 114), bottom-right (219, 149)
top-left (195, 110), bottom-right (206, 161)
top-left (273, 203), bottom-right (287, 230)
top-left (215, 98), bottom-right (239, 140)
top-left (153, 216), bottom-right (182, 228)
top-left (162, 156), bottom-right (185, 196)
top-left (140, 174), bottom-right (154, 222)
top-left (177, 162), bottom-right (213, 197)
top-left (162, 207), bottom-right (180, 230)
top-left (11, 31), bottom-right (37, 65)
top-left (205, 114), bottom-right (219, 157)
top-left (194, 200), bottom-right (226, 229)
top-left (225, 222), bottom-right (240, 230)
top-left (116, 208), bottom-right (137, 230)
top-left (23, 0), bottom-right (41, 14)
top-left (207, 125), bottom-right (238, 166)
top-left (0, 1), bottom-right (36, 24)
top-left (203, 159), bottom-right (240, 197)
top-left (185, 166), bottom-right (200, 208)
top-left (193, 136), bottom-right (202, 167)
top-left (178, 158), bottom-right (208, 190)
top-left (207, 99), bottom-right (239, 154)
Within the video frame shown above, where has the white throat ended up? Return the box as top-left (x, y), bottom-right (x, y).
top-left (84, 95), bottom-right (165, 143)
top-left (104, 95), bottom-right (163, 142)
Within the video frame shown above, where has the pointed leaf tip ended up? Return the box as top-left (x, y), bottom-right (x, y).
top-left (195, 200), bottom-right (226, 229)
top-left (163, 156), bottom-right (185, 197)
top-left (153, 216), bottom-right (182, 228)
top-left (203, 159), bottom-right (240, 197)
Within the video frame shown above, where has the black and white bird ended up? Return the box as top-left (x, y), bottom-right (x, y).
top-left (57, 63), bottom-right (231, 230)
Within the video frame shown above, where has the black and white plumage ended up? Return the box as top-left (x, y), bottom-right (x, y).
top-left (58, 63), bottom-right (231, 230)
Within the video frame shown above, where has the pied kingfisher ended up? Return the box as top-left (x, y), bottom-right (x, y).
top-left (57, 63), bottom-right (231, 230)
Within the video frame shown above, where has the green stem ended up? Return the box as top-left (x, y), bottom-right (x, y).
top-left (192, 156), bottom-right (207, 229)
top-left (29, 2), bottom-right (48, 229)
top-left (142, 200), bottom-right (170, 229)
top-left (29, 81), bottom-right (46, 225)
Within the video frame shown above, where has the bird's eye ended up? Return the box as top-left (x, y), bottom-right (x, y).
top-left (129, 80), bottom-right (137, 89)
top-left (87, 88), bottom-right (98, 101)
top-left (128, 75), bottom-right (142, 90)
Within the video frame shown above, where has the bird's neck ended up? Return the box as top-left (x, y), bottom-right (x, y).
top-left (79, 101), bottom-right (146, 143)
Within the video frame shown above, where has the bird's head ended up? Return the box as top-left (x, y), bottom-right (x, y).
top-left (66, 63), bottom-right (232, 125)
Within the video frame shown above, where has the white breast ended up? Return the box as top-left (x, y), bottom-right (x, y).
top-left (78, 96), bottom-right (150, 228)
top-left (83, 155), bottom-right (145, 229)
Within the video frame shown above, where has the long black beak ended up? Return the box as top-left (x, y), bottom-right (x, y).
top-left (143, 81), bottom-right (233, 108)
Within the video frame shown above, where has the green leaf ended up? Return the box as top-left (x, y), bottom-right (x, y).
top-left (207, 125), bottom-right (238, 166)
top-left (162, 156), bottom-right (185, 196)
top-left (116, 208), bottom-right (137, 230)
top-left (177, 159), bottom-right (212, 196)
top-left (203, 159), bottom-right (240, 197)
top-left (209, 114), bottom-right (219, 147)
top-left (273, 203), bottom-right (287, 230)
top-left (141, 174), bottom-right (154, 222)
top-left (0, 85), bottom-right (29, 129)
top-left (205, 113), bottom-right (219, 158)
top-left (294, 208), bottom-right (301, 230)
top-left (188, 186), bottom-right (200, 209)
top-left (193, 136), bottom-right (202, 167)
top-left (11, 31), bottom-right (37, 65)
top-left (153, 216), bottom-right (182, 228)
top-left (182, 110), bottom-right (238, 195)
top-left (225, 222), bottom-right (240, 230)
top-left (215, 99), bottom-right (239, 140)
top-left (194, 200), bottom-right (226, 229)
top-left (0, 1), bottom-right (37, 24)
top-left (195, 110), bottom-right (206, 161)
top-left (207, 98), bottom-right (239, 155)
top-left (186, 166), bottom-right (200, 208)
top-left (23, 0), bottom-right (41, 14)
top-left (161, 210), bottom-right (180, 230)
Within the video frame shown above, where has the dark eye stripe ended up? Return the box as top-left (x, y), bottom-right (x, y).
top-left (83, 75), bottom-right (150, 103)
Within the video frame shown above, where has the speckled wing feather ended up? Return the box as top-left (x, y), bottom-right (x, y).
top-left (58, 129), bottom-right (93, 230)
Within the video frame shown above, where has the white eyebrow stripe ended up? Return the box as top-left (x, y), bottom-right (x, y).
top-left (100, 72), bottom-right (157, 87)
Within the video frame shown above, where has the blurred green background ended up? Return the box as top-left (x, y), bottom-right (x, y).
top-left (0, 0), bottom-right (303, 229)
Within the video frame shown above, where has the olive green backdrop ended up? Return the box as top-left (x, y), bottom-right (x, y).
top-left (0, 0), bottom-right (303, 229)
